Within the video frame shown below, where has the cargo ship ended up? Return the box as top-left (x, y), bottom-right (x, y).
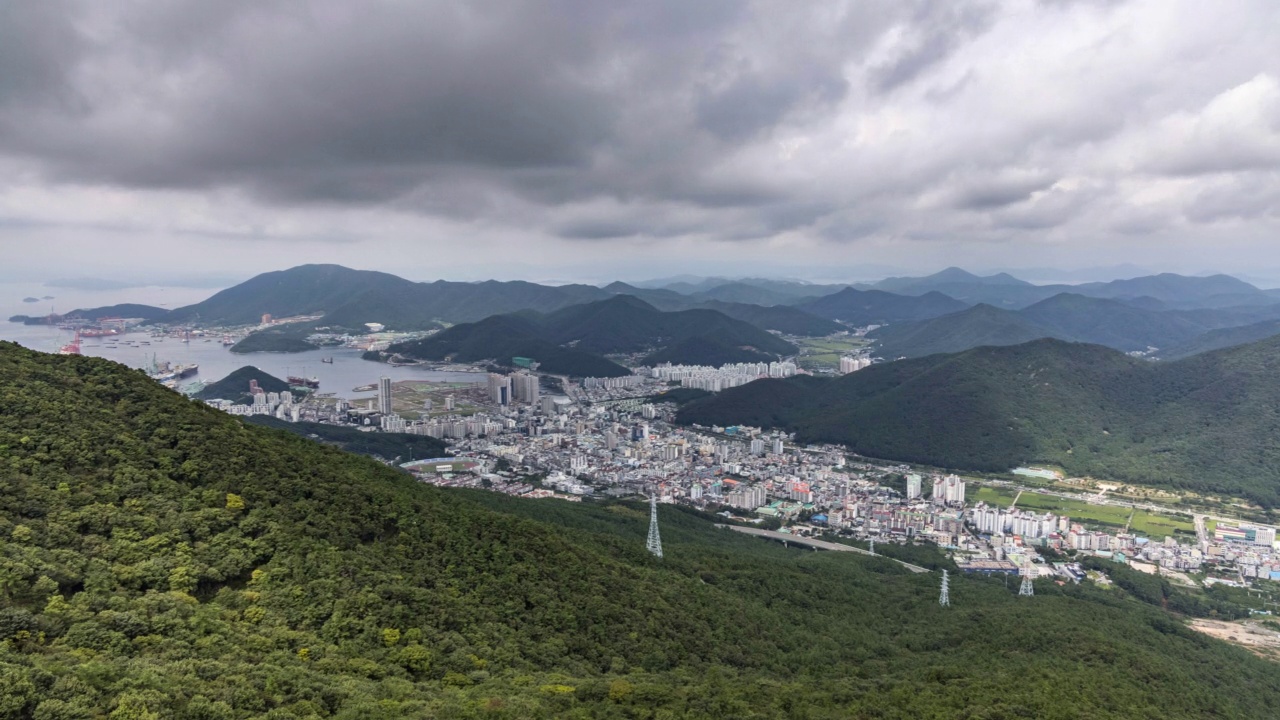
top-left (146, 357), bottom-right (198, 383)
top-left (58, 331), bottom-right (82, 355)
top-left (79, 328), bottom-right (121, 338)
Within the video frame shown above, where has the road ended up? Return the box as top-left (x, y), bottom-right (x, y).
top-left (716, 525), bottom-right (931, 573)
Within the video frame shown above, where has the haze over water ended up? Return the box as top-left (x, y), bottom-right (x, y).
top-left (0, 282), bottom-right (484, 397)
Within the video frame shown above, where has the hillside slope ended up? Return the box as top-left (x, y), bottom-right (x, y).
top-left (384, 314), bottom-right (632, 377)
top-left (385, 297), bottom-right (795, 375)
top-left (680, 336), bottom-right (1280, 506)
top-left (870, 293), bottom-right (1280, 359)
top-left (159, 265), bottom-right (613, 329)
top-left (793, 287), bottom-right (969, 325)
top-left (4, 341), bottom-right (1280, 717)
top-left (1157, 318), bottom-right (1280, 360)
top-left (538, 296), bottom-right (795, 356)
top-left (870, 304), bottom-right (1051, 358)
top-left (195, 365), bottom-right (293, 404)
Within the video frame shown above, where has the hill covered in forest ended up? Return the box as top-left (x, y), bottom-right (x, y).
top-left (382, 314), bottom-right (633, 378)
top-left (858, 268), bottom-right (1278, 310)
top-left (243, 415), bottom-right (447, 461)
top-left (793, 287), bottom-right (969, 325)
top-left (195, 365), bottom-right (294, 404)
top-left (111, 265), bottom-right (611, 329)
top-left (4, 341), bottom-right (1280, 716)
top-left (382, 296), bottom-right (795, 375)
top-left (229, 324), bottom-right (321, 354)
top-left (680, 335), bottom-right (1280, 507)
top-left (869, 293), bottom-right (1280, 359)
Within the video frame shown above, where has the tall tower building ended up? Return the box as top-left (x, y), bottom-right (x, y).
top-left (487, 373), bottom-right (512, 406)
top-left (377, 376), bottom-right (392, 415)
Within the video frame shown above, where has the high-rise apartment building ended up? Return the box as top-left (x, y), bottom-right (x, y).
top-left (378, 376), bottom-right (393, 415)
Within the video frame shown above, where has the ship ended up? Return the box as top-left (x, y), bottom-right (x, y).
top-left (79, 328), bottom-right (121, 338)
top-left (145, 356), bottom-right (197, 383)
top-left (321, 357), bottom-right (334, 364)
top-left (58, 331), bottom-right (82, 356)
top-left (287, 376), bottom-right (320, 389)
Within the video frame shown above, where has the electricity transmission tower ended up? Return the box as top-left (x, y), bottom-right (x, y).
top-left (1019, 567), bottom-right (1035, 597)
top-left (868, 538), bottom-right (875, 556)
top-left (939, 570), bottom-right (950, 607)
top-left (646, 493), bottom-right (663, 559)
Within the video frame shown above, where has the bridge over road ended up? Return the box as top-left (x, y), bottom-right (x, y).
top-left (716, 525), bottom-right (931, 574)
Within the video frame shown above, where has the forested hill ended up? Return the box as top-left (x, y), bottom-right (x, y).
top-left (162, 264), bottom-right (611, 328)
top-left (383, 314), bottom-right (633, 378)
top-left (679, 336), bottom-right (1280, 507)
top-left (869, 293), bottom-right (1280, 359)
top-left (195, 366), bottom-right (292, 404)
top-left (383, 296), bottom-right (795, 375)
top-left (5, 341), bottom-right (1280, 717)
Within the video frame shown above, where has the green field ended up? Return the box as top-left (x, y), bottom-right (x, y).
top-left (972, 486), bottom-right (1195, 539)
top-left (972, 485), bottom-right (1018, 507)
top-left (794, 335), bottom-right (870, 370)
top-left (392, 380), bottom-right (483, 418)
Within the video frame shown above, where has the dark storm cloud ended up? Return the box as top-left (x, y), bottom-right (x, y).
top-left (1, 0), bottom-right (1278, 269)
top-left (0, 0), bottom-right (861, 230)
top-left (953, 176), bottom-right (1057, 210)
top-left (0, 1), bottom-right (82, 107)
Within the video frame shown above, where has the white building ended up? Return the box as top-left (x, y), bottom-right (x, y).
top-left (378, 376), bottom-right (393, 415)
top-left (906, 473), bottom-right (922, 500)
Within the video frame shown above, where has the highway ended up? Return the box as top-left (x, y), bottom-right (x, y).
top-left (716, 524), bottom-right (931, 573)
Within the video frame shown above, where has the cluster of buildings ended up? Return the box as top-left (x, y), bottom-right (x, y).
top-left (838, 356), bottom-right (872, 374)
top-left (643, 360), bottom-right (798, 392)
top-left (206, 387), bottom-right (300, 420)
top-left (197, 355), bottom-right (1280, 593)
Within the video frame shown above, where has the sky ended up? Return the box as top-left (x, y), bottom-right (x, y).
top-left (1, 0), bottom-right (1279, 287)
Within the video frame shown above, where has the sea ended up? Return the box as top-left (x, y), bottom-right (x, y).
top-left (0, 281), bottom-right (485, 400)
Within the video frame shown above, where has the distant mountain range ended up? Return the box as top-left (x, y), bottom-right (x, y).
top-left (793, 287), bottom-right (970, 325)
top-left (19, 264), bottom-right (1280, 364)
top-left (382, 296), bottom-right (796, 375)
top-left (43, 265), bottom-right (842, 336)
top-left (870, 293), bottom-right (1280, 359)
top-left (854, 267), bottom-right (1278, 310)
top-left (679, 334), bottom-right (1280, 507)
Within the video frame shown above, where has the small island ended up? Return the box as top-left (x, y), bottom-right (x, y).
top-left (21, 297), bottom-right (40, 303)
top-left (230, 334), bottom-right (318, 354)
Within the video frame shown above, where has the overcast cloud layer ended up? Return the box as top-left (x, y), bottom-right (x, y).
top-left (1, 0), bottom-right (1279, 284)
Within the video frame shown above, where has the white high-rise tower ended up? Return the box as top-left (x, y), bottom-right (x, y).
top-left (377, 376), bottom-right (392, 415)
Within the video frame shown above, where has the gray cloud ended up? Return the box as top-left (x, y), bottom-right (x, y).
top-left (0, 0), bottom-right (1278, 281)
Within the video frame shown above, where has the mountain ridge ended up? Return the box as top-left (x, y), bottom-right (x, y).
top-left (680, 334), bottom-right (1280, 507)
